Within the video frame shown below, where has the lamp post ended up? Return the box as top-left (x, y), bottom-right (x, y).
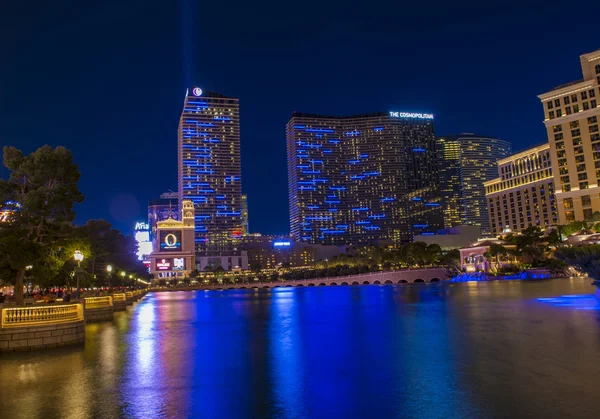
top-left (120, 271), bottom-right (126, 288)
top-left (129, 274), bottom-right (133, 290)
top-left (106, 265), bottom-right (112, 290)
top-left (73, 250), bottom-right (84, 300)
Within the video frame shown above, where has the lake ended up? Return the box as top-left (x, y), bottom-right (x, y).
top-left (1, 278), bottom-right (599, 418)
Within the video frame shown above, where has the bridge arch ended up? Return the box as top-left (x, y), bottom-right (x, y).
top-left (384, 280), bottom-right (392, 284)
top-left (318, 283), bottom-right (326, 286)
top-left (429, 278), bottom-right (441, 283)
top-left (262, 285), bottom-right (271, 288)
top-left (373, 280), bottom-right (381, 285)
top-left (239, 286), bottom-right (246, 289)
top-left (330, 282), bottom-right (338, 286)
top-left (363, 281), bottom-right (370, 285)
top-left (308, 283), bottom-right (315, 286)
top-left (352, 281), bottom-right (359, 285)
top-left (296, 284), bottom-right (304, 287)
top-left (398, 279), bottom-right (408, 284)
top-left (341, 282), bottom-right (348, 286)
top-left (413, 278), bottom-right (425, 283)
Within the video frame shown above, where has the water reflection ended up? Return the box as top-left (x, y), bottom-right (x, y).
top-left (1, 279), bottom-right (599, 418)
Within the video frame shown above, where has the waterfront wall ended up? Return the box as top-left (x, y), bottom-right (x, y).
top-left (0, 304), bottom-right (85, 352)
top-left (112, 293), bottom-right (128, 311)
top-left (84, 296), bottom-right (114, 323)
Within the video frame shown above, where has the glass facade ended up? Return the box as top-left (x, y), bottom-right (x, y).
top-left (437, 134), bottom-right (512, 234)
top-left (177, 88), bottom-right (243, 254)
top-left (287, 112), bottom-right (442, 246)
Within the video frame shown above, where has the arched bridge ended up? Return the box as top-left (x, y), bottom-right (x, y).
top-left (192, 268), bottom-right (449, 291)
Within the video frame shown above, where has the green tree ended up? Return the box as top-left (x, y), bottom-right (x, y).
top-left (561, 221), bottom-right (587, 237)
top-left (0, 146), bottom-right (84, 304)
top-left (250, 262), bottom-right (262, 273)
top-left (507, 227), bottom-right (547, 264)
top-left (555, 246), bottom-right (600, 280)
top-left (585, 211), bottom-right (600, 223)
top-left (483, 244), bottom-right (508, 272)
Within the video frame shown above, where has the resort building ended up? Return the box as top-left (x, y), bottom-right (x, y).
top-left (485, 143), bottom-right (558, 236)
top-left (538, 49), bottom-right (600, 223)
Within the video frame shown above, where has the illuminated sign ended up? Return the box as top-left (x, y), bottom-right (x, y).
top-left (135, 222), bottom-right (149, 231)
top-left (135, 231), bottom-right (150, 243)
top-left (138, 241), bottom-right (153, 259)
top-left (156, 259), bottom-right (171, 270)
top-left (173, 258), bottom-right (185, 270)
top-left (192, 87), bottom-right (203, 96)
top-left (389, 111), bottom-right (433, 119)
top-left (273, 241), bottom-right (292, 247)
top-left (159, 231), bottom-right (182, 252)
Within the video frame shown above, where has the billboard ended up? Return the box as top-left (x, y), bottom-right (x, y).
top-left (134, 221), bottom-right (152, 260)
top-left (159, 230), bottom-right (182, 252)
top-left (155, 257), bottom-right (186, 271)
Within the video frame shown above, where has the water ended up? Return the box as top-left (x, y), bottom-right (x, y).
top-left (1, 278), bottom-right (599, 419)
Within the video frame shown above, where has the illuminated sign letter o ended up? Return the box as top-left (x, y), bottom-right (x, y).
top-left (165, 233), bottom-right (178, 247)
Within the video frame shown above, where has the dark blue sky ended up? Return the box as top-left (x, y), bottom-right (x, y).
top-left (1, 0), bottom-right (598, 235)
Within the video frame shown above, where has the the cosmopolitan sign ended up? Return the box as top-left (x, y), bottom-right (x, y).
top-left (389, 111), bottom-right (434, 119)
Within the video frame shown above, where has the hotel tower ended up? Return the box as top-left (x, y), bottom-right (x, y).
top-left (538, 49), bottom-right (600, 223)
top-left (178, 87), bottom-right (243, 254)
top-left (287, 111), bottom-right (443, 246)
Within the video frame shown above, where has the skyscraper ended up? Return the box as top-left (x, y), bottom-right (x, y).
top-left (538, 49), bottom-right (600, 223)
top-left (178, 87), bottom-right (243, 254)
top-left (437, 134), bottom-right (512, 234)
top-left (287, 111), bottom-right (442, 246)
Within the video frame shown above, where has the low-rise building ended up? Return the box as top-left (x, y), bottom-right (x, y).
top-left (241, 234), bottom-right (343, 269)
top-left (459, 238), bottom-right (518, 272)
top-left (149, 200), bottom-right (195, 279)
top-left (413, 225), bottom-right (481, 250)
top-left (484, 143), bottom-right (558, 236)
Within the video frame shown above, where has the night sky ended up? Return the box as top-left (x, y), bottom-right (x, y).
top-left (1, 0), bottom-right (598, 236)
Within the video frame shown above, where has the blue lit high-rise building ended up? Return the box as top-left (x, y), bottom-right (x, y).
top-left (287, 111), bottom-right (443, 246)
top-left (178, 87), bottom-right (243, 254)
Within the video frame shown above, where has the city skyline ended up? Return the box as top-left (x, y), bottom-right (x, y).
top-left (2, 1), bottom-right (599, 236)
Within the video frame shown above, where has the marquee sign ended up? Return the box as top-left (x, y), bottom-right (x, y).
top-left (389, 111), bottom-right (433, 119)
top-left (156, 259), bottom-right (171, 270)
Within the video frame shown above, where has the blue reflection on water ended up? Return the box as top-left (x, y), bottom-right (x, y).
top-left (536, 292), bottom-right (600, 310)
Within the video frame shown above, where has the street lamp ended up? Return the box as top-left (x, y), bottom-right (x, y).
top-left (73, 250), bottom-right (84, 299)
top-left (120, 271), bottom-right (126, 288)
top-left (106, 265), bottom-right (112, 290)
top-left (129, 274), bottom-right (133, 290)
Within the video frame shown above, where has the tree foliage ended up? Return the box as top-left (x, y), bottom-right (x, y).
top-left (0, 146), bottom-right (84, 303)
top-left (554, 246), bottom-right (600, 280)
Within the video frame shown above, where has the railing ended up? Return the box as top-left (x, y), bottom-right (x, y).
top-left (84, 296), bottom-right (113, 309)
top-left (125, 292), bottom-right (133, 299)
top-left (1, 304), bottom-right (84, 328)
top-left (112, 293), bottom-right (127, 302)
